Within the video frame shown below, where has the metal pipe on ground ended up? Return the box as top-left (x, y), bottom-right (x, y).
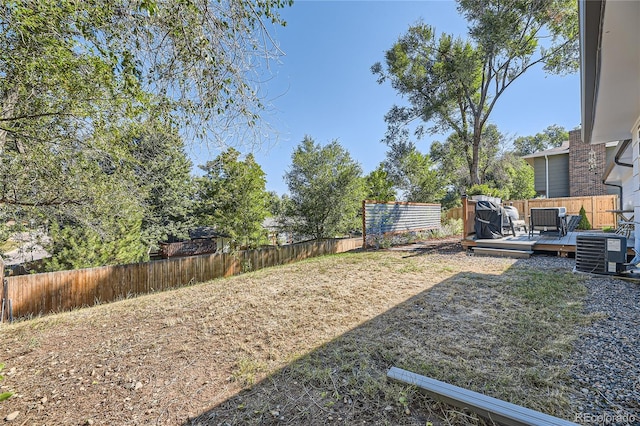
top-left (387, 367), bottom-right (578, 426)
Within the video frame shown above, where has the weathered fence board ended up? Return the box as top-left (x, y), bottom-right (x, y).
top-left (4, 238), bottom-right (362, 319)
top-left (1, 256), bottom-right (6, 322)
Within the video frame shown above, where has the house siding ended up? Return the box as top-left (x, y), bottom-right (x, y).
top-left (532, 155), bottom-right (569, 198)
top-left (533, 157), bottom-right (547, 194)
top-left (526, 131), bottom-right (619, 198)
top-left (548, 155), bottom-right (569, 198)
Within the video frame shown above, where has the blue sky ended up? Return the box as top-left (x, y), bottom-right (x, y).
top-left (190, 0), bottom-right (581, 195)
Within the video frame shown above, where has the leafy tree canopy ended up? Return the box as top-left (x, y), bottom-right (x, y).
top-left (430, 123), bottom-right (506, 191)
top-left (285, 137), bottom-right (364, 239)
top-left (1, 0), bottom-right (291, 210)
top-left (364, 164), bottom-right (396, 202)
top-left (126, 120), bottom-right (196, 252)
top-left (384, 143), bottom-right (444, 203)
top-left (1, 0), bottom-right (291, 267)
top-left (484, 153), bottom-right (536, 200)
top-left (372, 0), bottom-right (578, 186)
top-left (512, 124), bottom-right (569, 156)
top-left (196, 148), bottom-right (270, 249)
top-left (1, 0), bottom-right (292, 149)
top-left (428, 123), bottom-right (536, 202)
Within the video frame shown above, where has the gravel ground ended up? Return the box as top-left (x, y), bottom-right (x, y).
top-left (568, 270), bottom-right (640, 426)
top-left (506, 256), bottom-right (640, 426)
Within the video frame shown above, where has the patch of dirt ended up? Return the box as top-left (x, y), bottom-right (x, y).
top-left (0, 246), bottom-right (592, 425)
top-left (387, 236), bottom-right (464, 255)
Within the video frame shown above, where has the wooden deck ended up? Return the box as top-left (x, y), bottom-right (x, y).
top-left (462, 231), bottom-right (635, 258)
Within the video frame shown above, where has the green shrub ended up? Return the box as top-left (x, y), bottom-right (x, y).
top-left (466, 184), bottom-right (508, 201)
top-left (577, 206), bottom-right (592, 230)
top-left (442, 218), bottom-right (463, 236)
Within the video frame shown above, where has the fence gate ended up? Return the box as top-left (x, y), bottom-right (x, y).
top-left (362, 200), bottom-right (441, 248)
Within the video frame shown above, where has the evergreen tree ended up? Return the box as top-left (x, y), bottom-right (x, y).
top-left (577, 206), bottom-right (592, 230)
top-left (45, 171), bottom-right (147, 271)
top-left (126, 121), bottom-right (196, 252)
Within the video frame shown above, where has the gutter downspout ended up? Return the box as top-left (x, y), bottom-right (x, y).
top-left (614, 139), bottom-right (633, 168)
top-left (545, 155), bottom-right (550, 197)
top-left (603, 181), bottom-right (623, 208)
top-left (613, 139), bottom-right (637, 261)
top-left (602, 139), bottom-right (637, 264)
top-left (605, 139), bottom-right (633, 208)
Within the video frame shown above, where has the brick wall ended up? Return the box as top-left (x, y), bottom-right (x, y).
top-left (569, 129), bottom-right (609, 196)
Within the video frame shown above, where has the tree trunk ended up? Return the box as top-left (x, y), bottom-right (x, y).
top-left (470, 131), bottom-right (482, 185)
top-left (0, 87), bottom-right (19, 154)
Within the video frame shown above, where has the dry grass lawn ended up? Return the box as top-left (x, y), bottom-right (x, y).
top-left (0, 240), bottom-right (591, 425)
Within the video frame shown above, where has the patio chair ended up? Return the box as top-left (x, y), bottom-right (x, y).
top-left (615, 219), bottom-right (635, 239)
top-left (503, 205), bottom-right (526, 233)
top-left (501, 210), bottom-right (516, 236)
top-left (529, 207), bottom-right (567, 239)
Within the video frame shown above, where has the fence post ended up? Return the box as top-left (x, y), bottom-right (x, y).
top-left (461, 196), bottom-right (468, 238)
top-left (362, 200), bottom-right (366, 249)
top-left (0, 256), bottom-right (6, 323)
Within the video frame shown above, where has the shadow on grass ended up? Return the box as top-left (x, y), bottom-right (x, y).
top-left (184, 257), bottom-right (585, 426)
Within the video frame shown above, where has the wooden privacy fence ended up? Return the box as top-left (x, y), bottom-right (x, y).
top-left (449, 195), bottom-right (619, 238)
top-left (362, 200), bottom-right (441, 247)
top-left (2, 238), bottom-right (362, 320)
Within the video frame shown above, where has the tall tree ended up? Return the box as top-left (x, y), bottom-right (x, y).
top-left (0, 0), bottom-right (291, 254)
top-left (196, 148), bottom-right (270, 249)
top-left (285, 137), bottom-right (364, 239)
top-left (126, 120), bottom-right (196, 252)
top-left (372, 0), bottom-right (578, 185)
top-left (44, 161), bottom-right (148, 271)
top-left (512, 124), bottom-right (569, 156)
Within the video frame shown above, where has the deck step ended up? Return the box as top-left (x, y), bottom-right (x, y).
top-left (472, 247), bottom-right (534, 259)
top-left (474, 239), bottom-right (536, 251)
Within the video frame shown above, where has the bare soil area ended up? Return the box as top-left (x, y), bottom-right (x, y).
top-left (0, 240), bottom-right (596, 425)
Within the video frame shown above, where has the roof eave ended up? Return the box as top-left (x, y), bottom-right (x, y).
top-left (579, 0), bottom-right (605, 145)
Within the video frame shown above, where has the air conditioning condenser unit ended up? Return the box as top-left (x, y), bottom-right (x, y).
top-left (575, 234), bottom-right (627, 275)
